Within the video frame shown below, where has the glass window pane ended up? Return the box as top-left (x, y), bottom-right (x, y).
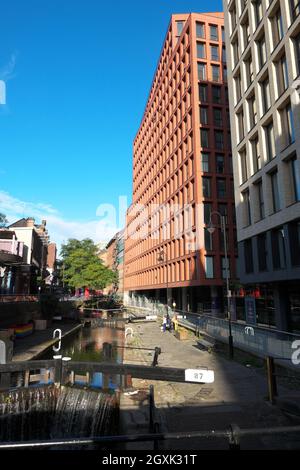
top-left (205, 256), bottom-right (214, 278)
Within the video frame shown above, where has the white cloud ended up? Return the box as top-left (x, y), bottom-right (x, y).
top-left (0, 190), bottom-right (122, 254)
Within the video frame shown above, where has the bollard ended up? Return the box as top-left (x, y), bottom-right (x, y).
top-left (266, 356), bottom-right (278, 404)
top-left (152, 347), bottom-right (161, 367)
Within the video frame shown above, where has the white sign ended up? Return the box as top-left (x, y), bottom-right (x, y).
top-left (185, 369), bottom-right (214, 384)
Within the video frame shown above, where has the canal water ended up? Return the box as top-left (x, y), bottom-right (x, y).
top-left (41, 322), bottom-right (125, 390)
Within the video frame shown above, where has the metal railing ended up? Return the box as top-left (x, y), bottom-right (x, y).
top-left (0, 424), bottom-right (299, 450)
top-left (179, 311), bottom-right (300, 366)
top-left (125, 304), bottom-right (300, 370)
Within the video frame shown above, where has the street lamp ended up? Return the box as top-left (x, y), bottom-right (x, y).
top-left (207, 211), bottom-right (234, 359)
top-left (157, 249), bottom-right (169, 315)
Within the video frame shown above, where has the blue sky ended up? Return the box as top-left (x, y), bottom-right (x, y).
top-left (0, 0), bottom-right (222, 247)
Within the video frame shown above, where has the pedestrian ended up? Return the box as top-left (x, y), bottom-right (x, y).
top-left (162, 316), bottom-right (167, 332)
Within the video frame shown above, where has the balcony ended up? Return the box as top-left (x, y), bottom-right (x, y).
top-left (0, 239), bottom-right (24, 264)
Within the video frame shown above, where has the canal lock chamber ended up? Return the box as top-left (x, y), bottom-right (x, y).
top-left (0, 385), bottom-right (119, 445)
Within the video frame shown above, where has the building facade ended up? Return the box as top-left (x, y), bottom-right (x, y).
top-left (124, 13), bottom-right (237, 313)
top-left (223, 0), bottom-right (300, 331)
top-left (0, 218), bottom-right (52, 295)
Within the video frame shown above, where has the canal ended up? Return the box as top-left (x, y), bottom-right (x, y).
top-left (40, 321), bottom-right (126, 390)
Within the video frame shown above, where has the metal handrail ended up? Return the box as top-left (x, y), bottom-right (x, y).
top-left (0, 425), bottom-right (299, 449)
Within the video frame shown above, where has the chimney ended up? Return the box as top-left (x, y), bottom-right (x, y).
top-left (26, 218), bottom-right (35, 227)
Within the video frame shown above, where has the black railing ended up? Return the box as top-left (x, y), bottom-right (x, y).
top-left (0, 425), bottom-right (299, 450)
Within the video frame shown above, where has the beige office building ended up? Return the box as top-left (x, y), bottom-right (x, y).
top-left (223, 0), bottom-right (300, 331)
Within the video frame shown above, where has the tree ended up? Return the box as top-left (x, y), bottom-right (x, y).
top-left (60, 238), bottom-right (116, 290)
top-left (0, 213), bottom-right (8, 228)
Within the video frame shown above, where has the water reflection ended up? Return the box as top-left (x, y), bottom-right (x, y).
top-left (43, 326), bottom-right (124, 391)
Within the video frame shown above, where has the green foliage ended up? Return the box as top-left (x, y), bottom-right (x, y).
top-left (60, 238), bottom-right (116, 290)
top-left (0, 213), bottom-right (8, 228)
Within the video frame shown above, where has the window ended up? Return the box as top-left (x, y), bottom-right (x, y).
top-left (199, 84), bottom-right (208, 101)
top-left (275, 54), bottom-right (289, 96)
top-left (254, 0), bottom-right (263, 26)
top-left (271, 8), bottom-right (284, 47)
top-left (271, 228), bottom-right (286, 269)
top-left (200, 106), bottom-right (208, 125)
top-left (222, 46), bottom-right (226, 63)
top-left (230, 5), bottom-right (237, 32)
top-left (211, 45), bottom-right (219, 61)
top-left (201, 128), bottom-right (209, 148)
top-left (202, 177), bottom-right (211, 197)
top-left (257, 36), bottom-right (267, 68)
top-left (290, 155), bottom-right (300, 202)
top-left (270, 169), bottom-right (281, 212)
top-left (242, 19), bottom-right (250, 51)
top-left (205, 256), bottom-right (214, 278)
top-left (213, 108), bottom-right (223, 127)
top-left (232, 39), bottom-right (240, 66)
top-left (212, 65), bottom-right (220, 82)
top-left (244, 238), bottom-right (254, 273)
top-left (197, 43), bottom-right (206, 59)
top-left (198, 63), bottom-right (207, 80)
top-left (243, 189), bottom-right (251, 226)
top-left (288, 220), bottom-right (300, 266)
top-left (218, 203), bottom-right (228, 223)
top-left (235, 72), bottom-right (242, 103)
top-left (256, 180), bottom-right (265, 219)
top-left (201, 152), bottom-right (210, 172)
top-left (215, 131), bottom-right (224, 150)
top-left (257, 233), bottom-right (267, 271)
top-left (217, 178), bottom-right (226, 198)
top-left (212, 85), bottom-right (222, 103)
top-left (281, 103), bottom-right (295, 148)
top-left (245, 56), bottom-right (253, 88)
top-left (248, 95), bottom-right (257, 129)
top-left (290, 0), bottom-right (300, 22)
top-left (237, 110), bottom-right (244, 142)
top-left (216, 154), bottom-right (225, 173)
top-left (239, 150), bottom-right (248, 184)
top-left (221, 27), bottom-right (225, 42)
top-left (251, 136), bottom-right (261, 173)
top-left (223, 66), bottom-right (228, 82)
top-left (176, 21), bottom-right (184, 36)
top-left (261, 78), bottom-right (271, 114)
top-left (265, 122), bottom-right (276, 161)
top-left (204, 202), bottom-right (212, 224)
top-left (196, 22), bottom-right (205, 38)
top-left (210, 25), bottom-right (218, 41)
top-left (221, 257), bottom-right (230, 279)
top-left (294, 33), bottom-right (300, 76)
top-left (205, 228), bottom-right (213, 250)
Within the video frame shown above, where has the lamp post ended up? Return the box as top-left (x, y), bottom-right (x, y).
top-left (157, 249), bottom-right (169, 316)
top-left (207, 211), bottom-right (234, 359)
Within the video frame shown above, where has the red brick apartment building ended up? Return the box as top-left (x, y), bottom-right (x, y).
top-left (124, 13), bottom-right (237, 313)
